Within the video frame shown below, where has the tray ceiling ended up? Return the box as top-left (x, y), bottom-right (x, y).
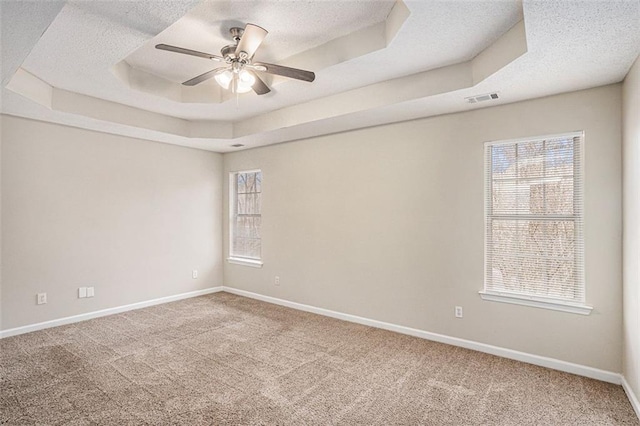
top-left (1, 0), bottom-right (638, 152)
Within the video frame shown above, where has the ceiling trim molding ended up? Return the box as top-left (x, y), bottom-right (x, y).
top-left (472, 20), bottom-right (528, 84)
top-left (53, 89), bottom-right (193, 137)
top-left (278, 0), bottom-right (411, 75)
top-left (234, 60), bottom-right (474, 138)
top-left (6, 68), bottom-right (53, 108)
top-left (112, 58), bottom-right (229, 104)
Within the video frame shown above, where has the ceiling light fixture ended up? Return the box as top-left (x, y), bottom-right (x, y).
top-left (214, 67), bottom-right (255, 94)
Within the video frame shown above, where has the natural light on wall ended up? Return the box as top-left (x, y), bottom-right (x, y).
top-left (480, 132), bottom-right (591, 315)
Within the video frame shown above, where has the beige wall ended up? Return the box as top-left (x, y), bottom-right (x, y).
top-left (0, 83), bottom-right (627, 375)
top-left (1, 115), bottom-right (223, 330)
top-left (623, 56), bottom-right (640, 403)
top-left (0, 116), bottom-right (3, 329)
top-left (224, 84), bottom-right (623, 372)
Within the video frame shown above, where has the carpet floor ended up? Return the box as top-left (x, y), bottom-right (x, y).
top-left (1, 292), bottom-right (637, 425)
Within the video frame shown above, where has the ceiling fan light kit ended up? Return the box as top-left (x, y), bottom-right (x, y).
top-left (156, 23), bottom-right (316, 97)
top-left (214, 66), bottom-right (256, 94)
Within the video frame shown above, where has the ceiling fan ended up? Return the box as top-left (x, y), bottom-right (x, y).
top-left (156, 23), bottom-right (315, 96)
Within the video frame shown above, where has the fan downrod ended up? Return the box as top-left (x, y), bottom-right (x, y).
top-left (222, 27), bottom-right (247, 61)
top-left (229, 27), bottom-right (244, 42)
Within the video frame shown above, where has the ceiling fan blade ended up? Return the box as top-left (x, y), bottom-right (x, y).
top-left (156, 44), bottom-right (224, 62)
top-left (248, 71), bottom-right (271, 95)
top-left (182, 67), bottom-right (226, 86)
top-left (253, 62), bottom-right (315, 82)
top-left (235, 24), bottom-right (268, 59)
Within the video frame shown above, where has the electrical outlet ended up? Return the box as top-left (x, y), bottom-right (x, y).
top-left (87, 287), bottom-right (95, 298)
top-left (192, 270), bottom-right (198, 279)
top-left (274, 276), bottom-right (280, 286)
top-left (455, 306), bottom-right (463, 318)
top-left (37, 293), bottom-right (47, 305)
top-left (78, 287), bottom-right (87, 298)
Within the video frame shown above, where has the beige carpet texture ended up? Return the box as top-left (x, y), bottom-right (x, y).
top-left (1, 292), bottom-right (637, 425)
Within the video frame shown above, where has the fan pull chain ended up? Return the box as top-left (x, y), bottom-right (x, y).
top-left (232, 73), bottom-right (240, 108)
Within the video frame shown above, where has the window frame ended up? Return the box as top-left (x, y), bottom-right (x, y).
top-left (227, 169), bottom-right (263, 268)
top-left (479, 132), bottom-right (592, 315)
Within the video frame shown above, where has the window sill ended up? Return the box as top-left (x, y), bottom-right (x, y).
top-left (479, 290), bottom-right (592, 315)
top-left (227, 257), bottom-right (263, 268)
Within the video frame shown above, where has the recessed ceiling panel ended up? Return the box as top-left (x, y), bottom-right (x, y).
top-left (126, 0), bottom-right (394, 83)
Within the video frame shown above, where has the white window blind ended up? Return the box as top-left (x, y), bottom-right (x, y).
top-left (230, 170), bottom-right (262, 262)
top-left (483, 132), bottom-right (586, 309)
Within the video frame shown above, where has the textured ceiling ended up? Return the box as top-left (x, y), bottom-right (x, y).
top-left (127, 1), bottom-right (394, 83)
top-left (1, 0), bottom-right (639, 153)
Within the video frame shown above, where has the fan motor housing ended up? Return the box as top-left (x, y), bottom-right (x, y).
top-left (220, 44), bottom-right (237, 60)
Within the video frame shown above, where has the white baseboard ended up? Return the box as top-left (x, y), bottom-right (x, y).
top-left (622, 376), bottom-right (640, 420)
top-left (222, 286), bottom-right (622, 385)
top-left (0, 284), bottom-right (625, 389)
top-left (0, 286), bottom-right (224, 339)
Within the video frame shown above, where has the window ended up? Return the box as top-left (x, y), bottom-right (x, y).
top-left (228, 170), bottom-right (263, 267)
top-left (480, 132), bottom-right (591, 314)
